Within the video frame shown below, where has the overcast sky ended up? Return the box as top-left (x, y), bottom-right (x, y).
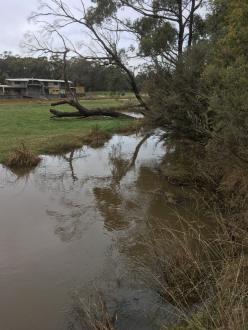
top-left (0, 0), bottom-right (134, 56)
top-left (0, 0), bottom-right (208, 56)
top-left (0, 0), bottom-right (40, 54)
top-left (0, 0), bottom-right (102, 55)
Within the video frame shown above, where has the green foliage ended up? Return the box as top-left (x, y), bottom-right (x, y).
top-left (206, 60), bottom-right (248, 150)
top-left (147, 0), bottom-right (248, 155)
top-left (86, 0), bottom-right (118, 25)
top-left (0, 54), bottom-right (130, 92)
top-left (148, 43), bottom-right (210, 140)
top-left (219, 0), bottom-right (248, 60)
top-left (133, 17), bottom-right (177, 57)
top-left (0, 53), bottom-right (62, 82)
top-left (68, 57), bottom-right (130, 92)
top-left (204, 0), bottom-right (248, 158)
top-left (192, 14), bottom-right (208, 43)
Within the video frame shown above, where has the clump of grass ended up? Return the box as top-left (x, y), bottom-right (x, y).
top-left (143, 222), bottom-right (213, 308)
top-left (166, 255), bottom-right (248, 330)
top-left (82, 125), bottom-right (112, 148)
top-left (4, 143), bottom-right (41, 169)
top-left (72, 290), bottom-right (117, 330)
top-left (140, 217), bottom-right (248, 330)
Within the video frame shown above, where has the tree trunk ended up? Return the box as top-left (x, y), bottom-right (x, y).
top-left (49, 100), bottom-right (140, 119)
top-left (188, 0), bottom-right (196, 47)
top-left (178, 0), bottom-right (184, 56)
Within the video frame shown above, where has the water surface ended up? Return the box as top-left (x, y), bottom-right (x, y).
top-left (0, 133), bottom-right (201, 329)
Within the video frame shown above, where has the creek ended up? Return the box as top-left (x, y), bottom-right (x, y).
top-left (0, 132), bottom-right (206, 330)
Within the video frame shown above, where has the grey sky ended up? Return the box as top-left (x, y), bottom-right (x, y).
top-left (0, 0), bottom-right (98, 54)
top-left (0, 0), bottom-right (40, 54)
top-left (0, 0), bottom-right (208, 55)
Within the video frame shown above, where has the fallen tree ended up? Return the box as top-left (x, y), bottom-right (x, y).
top-left (49, 99), bottom-right (145, 119)
top-left (48, 50), bottom-right (144, 120)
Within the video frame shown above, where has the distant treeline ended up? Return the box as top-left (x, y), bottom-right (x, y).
top-left (0, 52), bottom-right (132, 92)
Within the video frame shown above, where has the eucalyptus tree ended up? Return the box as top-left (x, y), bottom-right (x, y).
top-left (117, 0), bottom-right (205, 59)
top-left (26, 0), bottom-right (206, 118)
top-left (28, 0), bottom-right (150, 116)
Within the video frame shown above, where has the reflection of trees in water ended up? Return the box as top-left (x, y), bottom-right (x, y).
top-left (121, 143), bottom-right (213, 270)
top-left (108, 143), bottom-right (129, 185)
top-left (47, 208), bottom-right (82, 242)
top-left (35, 134), bottom-right (168, 241)
top-left (93, 139), bottom-right (207, 270)
top-left (93, 163), bottom-right (181, 235)
top-left (46, 200), bottom-right (94, 242)
top-left (108, 133), bottom-right (152, 185)
top-left (160, 139), bottom-right (204, 185)
top-left (46, 196), bottom-right (96, 242)
top-left (93, 134), bottom-right (174, 233)
top-left (93, 186), bottom-right (136, 231)
top-left (92, 133), bottom-right (157, 231)
top-left (62, 151), bottom-right (78, 182)
top-left (36, 150), bottom-right (92, 242)
top-left (45, 189), bottom-right (94, 242)
top-left (72, 147), bottom-right (183, 330)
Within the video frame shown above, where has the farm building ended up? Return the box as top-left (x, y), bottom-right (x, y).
top-left (0, 78), bottom-right (85, 99)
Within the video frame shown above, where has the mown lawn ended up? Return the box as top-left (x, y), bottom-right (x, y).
top-left (0, 98), bottom-right (133, 163)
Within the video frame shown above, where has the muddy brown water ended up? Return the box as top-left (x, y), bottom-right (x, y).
top-left (0, 133), bottom-right (207, 330)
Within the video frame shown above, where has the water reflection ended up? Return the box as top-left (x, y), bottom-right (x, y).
top-left (0, 132), bottom-right (199, 330)
top-left (36, 133), bottom-right (165, 242)
top-left (62, 151), bottom-right (79, 182)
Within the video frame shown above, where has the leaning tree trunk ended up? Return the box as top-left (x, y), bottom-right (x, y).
top-left (50, 99), bottom-right (144, 119)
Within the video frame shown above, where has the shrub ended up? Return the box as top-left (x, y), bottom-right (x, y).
top-left (5, 144), bottom-right (41, 169)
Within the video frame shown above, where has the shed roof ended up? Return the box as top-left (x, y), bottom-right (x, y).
top-left (5, 78), bottom-right (72, 83)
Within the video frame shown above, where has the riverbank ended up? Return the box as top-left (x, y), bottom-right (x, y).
top-left (67, 137), bottom-right (248, 330)
top-left (1, 125), bottom-right (247, 329)
top-left (152, 140), bottom-right (248, 329)
top-left (0, 98), bottom-right (138, 163)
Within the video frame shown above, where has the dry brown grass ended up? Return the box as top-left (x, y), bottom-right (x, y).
top-left (140, 216), bottom-right (248, 330)
top-left (165, 256), bottom-right (248, 330)
top-left (4, 143), bottom-right (41, 169)
top-left (72, 291), bottom-right (117, 330)
top-left (82, 125), bottom-right (112, 148)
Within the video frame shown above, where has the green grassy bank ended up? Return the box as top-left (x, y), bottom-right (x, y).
top-left (0, 98), bottom-right (134, 163)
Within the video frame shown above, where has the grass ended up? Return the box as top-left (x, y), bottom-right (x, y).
top-left (0, 98), bottom-right (136, 163)
top-left (72, 290), bottom-right (116, 330)
top-left (148, 141), bottom-right (248, 330)
top-left (139, 217), bottom-right (248, 330)
top-left (83, 91), bottom-right (136, 100)
top-left (4, 143), bottom-right (41, 168)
